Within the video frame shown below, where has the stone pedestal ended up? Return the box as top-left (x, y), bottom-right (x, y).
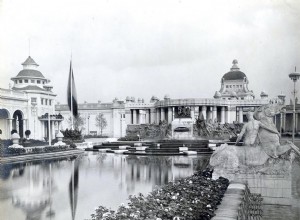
top-left (171, 118), bottom-right (194, 139)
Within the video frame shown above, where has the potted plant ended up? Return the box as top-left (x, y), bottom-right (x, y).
top-left (25, 130), bottom-right (31, 139)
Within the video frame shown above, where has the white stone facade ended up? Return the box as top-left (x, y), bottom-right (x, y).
top-left (0, 56), bottom-right (59, 140)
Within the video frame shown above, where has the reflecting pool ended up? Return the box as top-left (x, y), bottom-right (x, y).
top-left (0, 152), bottom-right (209, 220)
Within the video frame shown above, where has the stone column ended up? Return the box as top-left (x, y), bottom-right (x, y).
top-left (145, 109), bottom-right (149, 124)
top-left (239, 107), bottom-right (243, 123)
top-left (226, 107), bottom-right (230, 123)
top-left (7, 118), bottom-right (13, 138)
top-left (160, 108), bottom-right (165, 121)
top-left (172, 107), bottom-right (175, 120)
top-left (133, 109), bottom-right (137, 124)
top-left (156, 108), bottom-right (160, 124)
top-left (280, 112), bottom-right (283, 134)
top-left (221, 107), bottom-right (225, 124)
top-left (283, 109), bottom-right (286, 132)
top-left (207, 107), bottom-right (212, 121)
top-left (150, 108), bottom-right (156, 124)
top-left (201, 106), bottom-right (207, 120)
top-left (191, 107), bottom-right (195, 122)
top-left (296, 113), bottom-right (299, 132)
top-left (194, 106), bottom-right (200, 120)
top-left (168, 107), bottom-right (172, 123)
top-left (138, 110), bottom-right (142, 124)
top-left (212, 106), bottom-right (217, 122)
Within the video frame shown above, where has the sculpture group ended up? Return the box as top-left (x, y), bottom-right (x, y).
top-left (210, 104), bottom-right (300, 174)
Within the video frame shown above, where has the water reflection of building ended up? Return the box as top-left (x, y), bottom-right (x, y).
top-left (11, 164), bottom-right (54, 220)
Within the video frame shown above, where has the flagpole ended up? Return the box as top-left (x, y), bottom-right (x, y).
top-left (71, 60), bottom-right (74, 130)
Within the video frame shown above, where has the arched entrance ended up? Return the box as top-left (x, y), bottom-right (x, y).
top-left (0, 109), bottom-right (10, 139)
top-left (13, 110), bottom-right (24, 138)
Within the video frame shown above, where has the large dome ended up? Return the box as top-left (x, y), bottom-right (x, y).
top-left (222, 71), bottom-right (246, 80)
top-left (222, 59), bottom-right (247, 81)
top-left (16, 69), bottom-right (45, 78)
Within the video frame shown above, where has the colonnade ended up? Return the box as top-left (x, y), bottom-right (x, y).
top-left (277, 109), bottom-right (300, 133)
top-left (128, 106), bottom-right (248, 125)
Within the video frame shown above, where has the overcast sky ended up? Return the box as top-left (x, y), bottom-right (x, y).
top-left (0, 0), bottom-right (299, 104)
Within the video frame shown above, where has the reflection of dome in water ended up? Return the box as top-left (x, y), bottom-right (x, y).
top-left (11, 166), bottom-right (54, 220)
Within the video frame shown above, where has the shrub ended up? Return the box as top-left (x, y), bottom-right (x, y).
top-left (25, 130), bottom-right (31, 137)
top-left (90, 169), bottom-right (229, 220)
top-left (4, 147), bottom-right (26, 156)
top-left (84, 134), bottom-right (109, 138)
top-left (118, 136), bottom-right (139, 141)
top-left (62, 129), bottom-right (83, 141)
top-left (31, 148), bottom-right (43, 154)
top-left (11, 129), bottom-right (17, 135)
top-left (69, 143), bottom-right (77, 149)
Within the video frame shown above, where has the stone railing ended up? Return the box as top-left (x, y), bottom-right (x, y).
top-left (0, 88), bottom-right (27, 99)
top-left (155, 98), bottom-right (269, 107)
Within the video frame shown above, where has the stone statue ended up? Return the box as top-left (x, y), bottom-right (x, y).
top-left (210, 104), bottom-right (299, 174)
top-left (235, 111), bottom-right (280, 152)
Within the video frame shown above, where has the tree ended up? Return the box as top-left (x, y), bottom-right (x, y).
top-left (67, 113), bottom-right (85, 130)
top-left (95, 113), bottom-right (107, 136)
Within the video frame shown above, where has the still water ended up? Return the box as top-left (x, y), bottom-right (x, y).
top-left (0, 152), bottom-right (209, 220)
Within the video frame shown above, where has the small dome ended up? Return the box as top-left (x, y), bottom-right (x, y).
top-left (260, 91), bottom-right (268, 97)
top-left (126, 96), bottom-right (130, 101)
top-left (164, 94), bottom-right (170, 99)
top-left (214, 91), bottom-right (221, 98)
top-left (16, 69), bottom-right (45, 78)
top-left (150, 96), bottom-right (159, 103)
top-left (222, 60), bottom-right (247, 81)
top-left (223, 71), bottom-right (246, 81)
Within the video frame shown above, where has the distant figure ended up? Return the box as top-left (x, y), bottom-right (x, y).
top-left (235, 111), bottom-right (280, 148)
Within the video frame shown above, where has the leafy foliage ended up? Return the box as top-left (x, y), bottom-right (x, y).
top-left (25, 130), bottom-right (31, 137)
top-left (95, 113), bottom-right (107, 135)
top-left (89, 169), bottom-right (229, 220)
top-left (11, 129), bottom-right (17, 135)
top-left (118, 136), bottom-right (139, 141)
top-left (67, 113), bottom-right (85, 130)
top-left (62, 129), bottom-right (83, 141)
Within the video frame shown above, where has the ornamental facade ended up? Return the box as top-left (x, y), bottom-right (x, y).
top-left (55, 60), bottom-right (292, 138)
top-left (0, 56), bottom-right (62, 140)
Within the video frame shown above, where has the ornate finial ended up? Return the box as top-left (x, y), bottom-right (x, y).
top-left (230, 59), bottom-right (240, 71)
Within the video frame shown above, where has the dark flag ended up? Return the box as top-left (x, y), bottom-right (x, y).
top-left (69, 159), bottom-right (79, 220)
top-left (67, 61), bottom-right (78, 118)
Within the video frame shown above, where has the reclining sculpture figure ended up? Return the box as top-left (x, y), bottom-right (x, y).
top-left (210, 104), bottom-right (299, 172)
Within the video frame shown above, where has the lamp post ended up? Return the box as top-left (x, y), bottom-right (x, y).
top-left (288, 68), bottom-right (300, 143)
top-left (44, 84), bottom-right (53, 146)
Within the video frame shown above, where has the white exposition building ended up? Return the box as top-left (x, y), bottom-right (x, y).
top-left (0, 56), bottom-right (62, 140)
top-left (55, 60), bottom-right (290, 138)
top-left (1, 58), bottom-right (296, 139)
